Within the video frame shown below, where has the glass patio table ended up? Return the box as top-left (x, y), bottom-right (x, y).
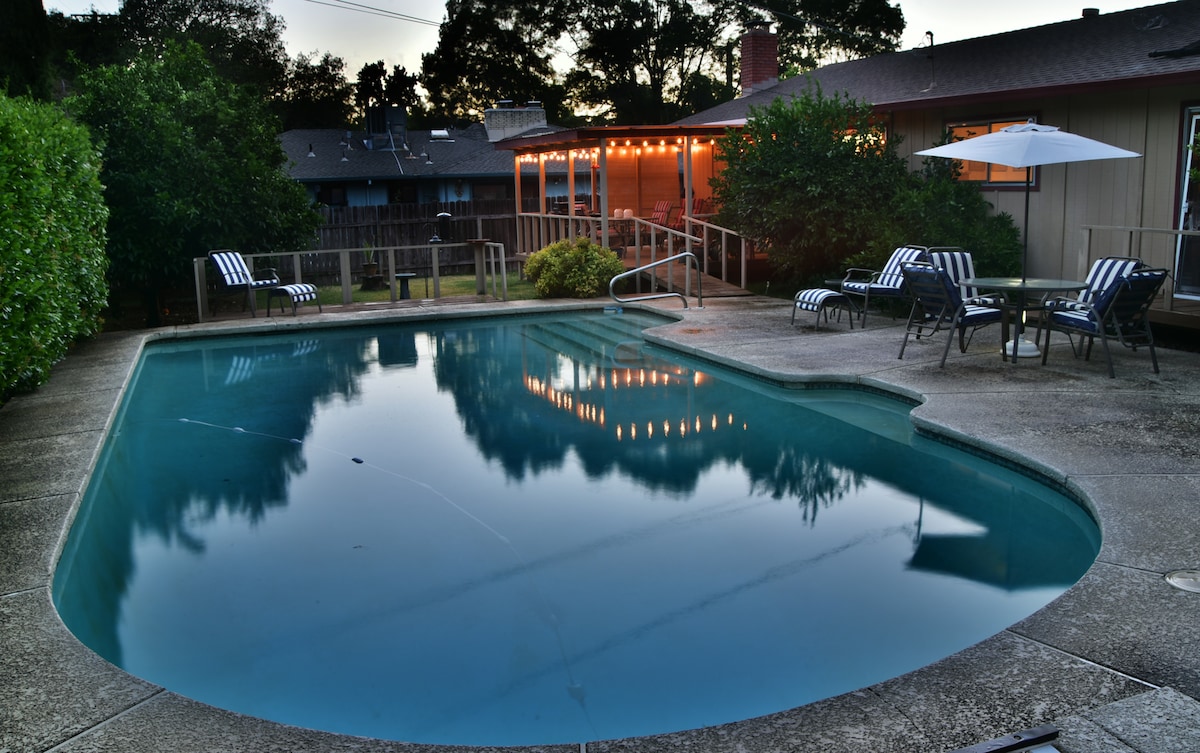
top-left (963, 277), bottom-right (1088, 362)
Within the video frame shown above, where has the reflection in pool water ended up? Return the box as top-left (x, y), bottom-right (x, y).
top-left (54, 311), bottom-right (1099, 746)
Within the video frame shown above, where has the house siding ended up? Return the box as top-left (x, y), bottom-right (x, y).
top-left (894, 83), bottom-right (1191, 285)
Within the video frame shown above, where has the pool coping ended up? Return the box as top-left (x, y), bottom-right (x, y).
top-left (3, 296), bottom-right (1199, 753)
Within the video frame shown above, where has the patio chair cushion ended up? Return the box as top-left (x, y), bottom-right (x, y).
top-left (1053, 256), bottom-right (1143, 312)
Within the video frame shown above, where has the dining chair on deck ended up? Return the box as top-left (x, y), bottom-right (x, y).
top-left (1041, 267), bottom-right (1168, 377)
top-left (840, 245), bottom-right (930, 327)
top-left (898, 261), bottom-right (1003, 364)
top-left (648, 200), bottom-right (673, 226)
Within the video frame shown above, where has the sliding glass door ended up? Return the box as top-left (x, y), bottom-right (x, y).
top-left (1176, 108), bottom-right (1200, 298)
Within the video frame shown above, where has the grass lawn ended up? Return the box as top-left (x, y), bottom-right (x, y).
top-left (321, 273), bottom-right (540, 304)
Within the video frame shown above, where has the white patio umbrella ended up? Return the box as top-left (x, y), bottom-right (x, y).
top-left (915, 121), bottom-right (1141, 355)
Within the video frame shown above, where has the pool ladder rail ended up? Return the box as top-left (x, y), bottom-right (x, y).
top-left (609, 251), bottom-right (703, 309)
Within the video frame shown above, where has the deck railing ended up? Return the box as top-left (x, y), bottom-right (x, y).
top-left (193, 242), bottom-right (508, 322)
top-left (515, 211), bottom-right (752, 288)
top-left (609, 252), bottom-right (702, 309)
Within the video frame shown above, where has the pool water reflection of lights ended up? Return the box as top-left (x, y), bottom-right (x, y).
top-left (53, 311), bottom-right (1099, 747)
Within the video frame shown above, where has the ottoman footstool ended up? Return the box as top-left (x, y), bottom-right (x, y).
top-left (791, 288), bottom-right (854, 329)
top-left (268, 283), bottom-right (322, 316)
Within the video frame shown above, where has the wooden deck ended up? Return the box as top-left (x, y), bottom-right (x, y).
top-left (620, 252), bottom-right (751, 299)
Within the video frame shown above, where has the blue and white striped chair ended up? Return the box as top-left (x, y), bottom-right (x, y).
top-left (1034, 256), bottom-right (1143, 347)
top-left (791, 288), bottom-right (854, 329)
top-left (929, 248), bottom-right (980, 299)
top-left (897, 261), bottom-right (1003, 364)
top-left (268, 283), bottom-right (322, 316)
top-left (841, 245), bottom-right (929, 327)
top-left (1041, 266), bottom-right (1167, 377)
top-left (1047, 256), bottom-right (1143, 312)
top-left (208, 249), bottom-right (280, 318)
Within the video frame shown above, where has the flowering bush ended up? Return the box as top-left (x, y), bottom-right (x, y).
top-left (524, 237), bottom-right (625, 298)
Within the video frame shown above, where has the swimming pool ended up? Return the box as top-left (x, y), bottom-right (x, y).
top-left (53, 310), bottom-right (1099, 746)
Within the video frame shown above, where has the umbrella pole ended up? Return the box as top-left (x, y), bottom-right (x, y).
top-left (1007, 167), bottom-right (1039, 360)
top-left (1021, 167), bottom-right (1031, 283)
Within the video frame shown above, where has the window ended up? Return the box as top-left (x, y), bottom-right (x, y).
top-left (317, 185), bottom-right (347, 207)
top-left (946, 119), bottom-right (1032, 186)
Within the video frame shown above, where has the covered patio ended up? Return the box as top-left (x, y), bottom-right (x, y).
top-left (498, 125), bottom-right (761, 289)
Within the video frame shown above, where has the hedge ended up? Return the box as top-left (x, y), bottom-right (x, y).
top-left (0, 92), bottom-right (109, 403)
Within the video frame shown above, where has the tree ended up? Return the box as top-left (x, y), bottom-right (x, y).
top-left (567, 0), bottom-right (733, 124)
top-left (277, 52), bottom-right (354, 129)
top-left (68, 41), bottom-right (320, 325)
top-left (354, 60), bottom-right (387, 114)
top-left (710, 85), bottom-right (909, 283)
top-left (0, 0), bottom-right (51, 99)
top-left (383, 65), bottom-right (421, 112)
top-left (119, 0), bottom-right (288, 95)
top-left (421, 0), bottom-right (573, 123)
top-left (714, 0), bottom-right (904, 71)
top-left (44, 10), bottom-right (131, 90)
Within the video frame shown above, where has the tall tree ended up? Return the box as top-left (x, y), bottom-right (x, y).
top-left (119, 0), bottom-right (289, 94)
top-left (68, 41), bottom-right (319, 325)
top-left (277, 52), bottom-right (354, 130)
top-left (354, 60), bottom-right (388, 113)
top-left (0, 0), bottom-right (51, 98)
top-left (383, 64), bottom-right (420, 112)
top-left (714, 0), bottom-right (904, 71)
top-left (566, 0), bottom-right (733, 124)
top-left (420, 0), bottom-right (572, 123)
top-left (353, 61), bottom-right (423, 126)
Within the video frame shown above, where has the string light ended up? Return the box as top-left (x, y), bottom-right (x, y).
top-left (523, 365), bottom-right (744, 441)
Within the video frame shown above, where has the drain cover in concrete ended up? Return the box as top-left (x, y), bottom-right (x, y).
top-left (1166, 570), bottom-right (1200, 593)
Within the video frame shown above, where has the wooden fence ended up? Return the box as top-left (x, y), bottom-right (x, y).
top-left (316, 200), bottom-right (518, 251)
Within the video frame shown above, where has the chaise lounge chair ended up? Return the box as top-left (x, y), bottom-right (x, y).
top-left (208, 249), bottom-right (280, 318)
top-left (840, 245), bottom-right (930, 327)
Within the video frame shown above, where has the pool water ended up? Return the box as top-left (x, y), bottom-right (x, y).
top-left (53, 311), bottom-right (1099, 746)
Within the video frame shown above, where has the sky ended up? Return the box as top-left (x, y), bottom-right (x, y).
top-left (46, 0), bottom-right (1158, 78)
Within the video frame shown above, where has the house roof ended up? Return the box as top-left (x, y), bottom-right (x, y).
top-left (494, 124), bottom-right (735, 154)
top-left (280, 122), bottom-right (573, 183)
top-left (677, 0), bottom-right (1200, 125)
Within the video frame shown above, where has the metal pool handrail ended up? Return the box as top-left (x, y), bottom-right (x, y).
top-left (609, 251), bottom-right (703, 309)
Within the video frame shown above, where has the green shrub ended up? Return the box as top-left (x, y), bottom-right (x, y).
top-left (897, 150), bottom-right (1022, 276)
top-left (711, 87), bottom-right (910, 288)
top-left (0, 92), bottom-right (109, 403)
top-left (524, 237), bottom-right (625, 298)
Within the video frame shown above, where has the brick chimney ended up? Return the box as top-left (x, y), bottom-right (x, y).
top-left (740, 21), bottom-right (778, 97)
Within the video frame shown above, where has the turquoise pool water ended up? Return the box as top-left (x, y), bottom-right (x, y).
top-left (53, 311), bottom-right (1099, 746)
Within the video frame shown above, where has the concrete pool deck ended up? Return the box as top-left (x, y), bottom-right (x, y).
top-left (2, 295), bottom-right (1198, 753)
